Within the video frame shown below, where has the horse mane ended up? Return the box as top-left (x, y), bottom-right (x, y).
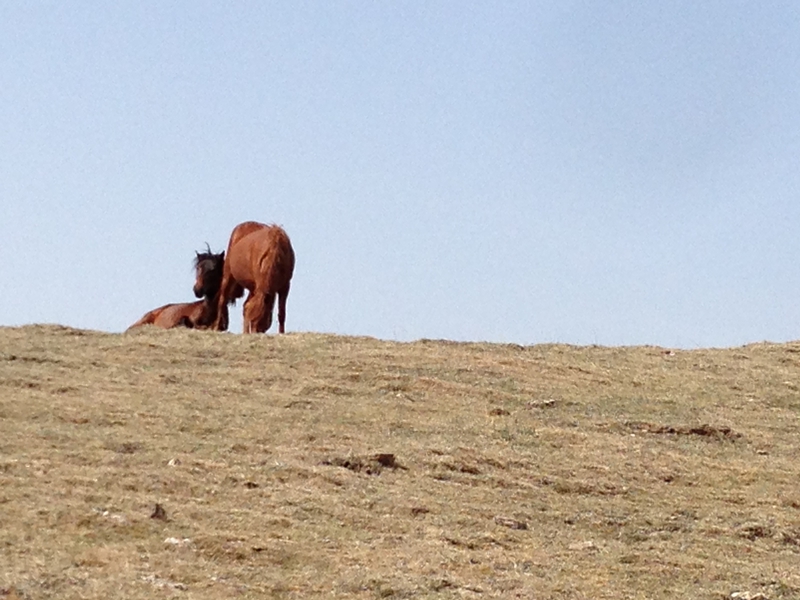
top-left (194, 243), bottom-right (224, 268)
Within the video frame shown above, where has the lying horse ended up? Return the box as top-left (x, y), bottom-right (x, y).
top-left (127, 247), bottom-right (225, 331)
top-left (213, 221), bottom-right (295, 333)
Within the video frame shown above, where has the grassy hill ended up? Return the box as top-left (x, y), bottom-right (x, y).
top-left (1, 325), bottom-right (799, 599)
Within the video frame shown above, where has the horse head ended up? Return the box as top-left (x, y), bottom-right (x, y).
top-left (193, 245), bottom-right (225, 300)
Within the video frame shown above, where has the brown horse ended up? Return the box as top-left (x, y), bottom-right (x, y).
top-left (214, 222), bottom-right (295, 334)
top-left (127, 247), bottom-right (225, 331)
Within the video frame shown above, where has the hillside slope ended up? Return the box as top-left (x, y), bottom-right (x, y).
top-left (1, 325), bottom-right (799, 599)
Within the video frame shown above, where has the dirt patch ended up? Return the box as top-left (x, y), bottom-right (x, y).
top-left (321, 453), bottom-right (405, 475)
top-left (619, 421), bottom-right (742, 440)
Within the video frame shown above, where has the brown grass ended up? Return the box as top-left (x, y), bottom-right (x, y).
top-left (1, 324), bottom-right (800, 599)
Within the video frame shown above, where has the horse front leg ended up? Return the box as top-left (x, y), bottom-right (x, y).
top-left (213, 270), bottom-right (236, 331)
top-left (215, 302), bottom-right (230, 332)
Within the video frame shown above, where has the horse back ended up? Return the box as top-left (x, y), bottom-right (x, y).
top-left (229, 225), bottom-right (294, 292)
top-left (127, 308), bottom-right (163, 330)
top-left (226, 221), bottom-right (268, 254)
top-left (128, 302), bottom-right (202, 330)
top-left (128, 304), bottom-right (175, 330)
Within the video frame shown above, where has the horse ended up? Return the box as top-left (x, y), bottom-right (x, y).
top-left (127, 247), bottom-right (225, 331)
top-left (213, 221), bottom-right (295, 334)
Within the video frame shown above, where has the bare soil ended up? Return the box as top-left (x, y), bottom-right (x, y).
top-left (1, 325), bottom-right (799, 599)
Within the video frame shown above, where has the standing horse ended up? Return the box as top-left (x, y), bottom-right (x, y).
top-left (213, 222), bottom-right (295, 334)
top-left (127, 248), bottom-right (225, 331)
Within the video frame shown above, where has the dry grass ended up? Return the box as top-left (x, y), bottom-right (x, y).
top-left (1, 324), bottom-right (800, 599)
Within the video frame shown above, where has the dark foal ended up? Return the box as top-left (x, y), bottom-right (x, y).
top-left (127, 248), bottom-right (225, 331)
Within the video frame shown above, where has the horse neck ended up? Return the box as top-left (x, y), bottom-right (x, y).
top-left (195, 292), bottom-right (220, 327)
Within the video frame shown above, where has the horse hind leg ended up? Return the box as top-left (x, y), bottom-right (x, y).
top-left (277, 286), bottom-right (290, 334)
top-left (259, 293), bottom-right (276, 333)
top-left (244, 292), bottom-right (275, 334)
top-left (243, 292), bottom-right (263, 334)
top-left (177, 316), bottom-right (194, 329)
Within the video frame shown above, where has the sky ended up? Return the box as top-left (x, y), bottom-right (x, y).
top-left (2, 2), bottom-right (800, 348)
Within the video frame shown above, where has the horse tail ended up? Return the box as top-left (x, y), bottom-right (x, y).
top-left (260, 227), bottom-right (295, 292)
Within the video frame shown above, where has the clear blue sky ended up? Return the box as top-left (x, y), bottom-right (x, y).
top-left (2, 2), bottom-right (799, 347)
